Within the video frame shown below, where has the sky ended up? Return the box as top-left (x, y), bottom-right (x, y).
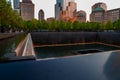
top-left (18, 0), bottom-right (120, 21)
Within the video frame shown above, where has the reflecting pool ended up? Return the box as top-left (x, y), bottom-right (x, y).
top-left (34, 43), bottom-right (120, 59)
top-left (0, 33), bottom-right (26, 60)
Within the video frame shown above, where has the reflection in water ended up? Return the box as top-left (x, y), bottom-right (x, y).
top-left (104, 51), bottom-right (120, 80)
top-left (0, 33), bottom-right (26, 58)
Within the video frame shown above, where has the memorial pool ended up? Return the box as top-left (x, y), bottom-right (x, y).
top-left (34, 43), bottom-right (120, 59)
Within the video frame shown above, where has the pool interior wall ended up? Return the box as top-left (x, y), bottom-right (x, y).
top-left (34, 43), bottom-right (120, 59)
top-left (31, 32), bottom-right (120, 59)
top-left (31, 32), bottom-right (120, 46)
top-left (1, 32), bottom-right (120, 62)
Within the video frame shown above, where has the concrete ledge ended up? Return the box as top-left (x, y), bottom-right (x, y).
top-left (0, 56), bottom-right (35, 63)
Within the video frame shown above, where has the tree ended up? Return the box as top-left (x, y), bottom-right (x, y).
top-left (0, 0), bottom-right (24, 32)
top-left (105, 21), bottom-right (113, 30)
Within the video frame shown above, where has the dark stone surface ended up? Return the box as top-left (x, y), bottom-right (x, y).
top-left (31, 32), bottom-right (97, 45)
top-left (0, 51), bottom-right (120, 80)
top-left (31, 32), bottom-right (120, 46)
top-left (98, 32), bottom-right (120, 46)
top-left (1, 32), bottom-right (120, 80)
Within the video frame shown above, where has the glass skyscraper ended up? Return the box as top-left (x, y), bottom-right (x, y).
top-left (13, 0), bottom-right (20, 9)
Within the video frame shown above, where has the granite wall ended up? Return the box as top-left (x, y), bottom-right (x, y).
top-left (31, 32), bottom-right (120, 46)
top-left (98, 32), bottom-right (120, 46)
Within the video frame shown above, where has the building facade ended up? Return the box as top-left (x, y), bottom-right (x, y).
top-left (60, 1), bottom-right (76, 20)
top-left (55, 2), bottom-right (62, 20)
top-left (13, 0), bottom-right (20, 14)
top-left (76, 10), bottom-right (86, 22)
top-left (47, 17), bottom-right (55, 22)
top-left (90, 2), bottom-right (120, 22)
top-left (7, 0), bottom-right (12, 5)
top-left (55, 0), bottom-right (77, 21)
top-left (13, 0), bottom-right (19, 9)
top-left (90, 2), bottom-right (107, 22)
top-left (20, 0), bottom-right (34, 20)
top-left (56, 0), bottom-right (74, 10)
top-left (106, 8), bottom-right (120, 22)
top-left (38, 9), bottom-right (44, 21)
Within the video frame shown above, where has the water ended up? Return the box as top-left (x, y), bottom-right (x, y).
top-left (0, 33), bottom-right (26, 59)
top-left (34, 44), bottom-right (120, 59)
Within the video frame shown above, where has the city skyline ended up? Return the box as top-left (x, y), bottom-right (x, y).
top-left (11, 0), bottom-right (120, 20)
top-left (32, 0), bottom-right (120, 21)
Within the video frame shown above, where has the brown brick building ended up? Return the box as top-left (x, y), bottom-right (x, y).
top-left (76, 10), bottom-right (86, 22)
top-left (90, 2), bottom-right (120, 22)
top-left (20, 0), bottom-right (34, 20)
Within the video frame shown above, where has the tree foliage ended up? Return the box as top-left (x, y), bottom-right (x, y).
top-left (0, 0), bottom-right (23, 32)
top-left (1, 0), bottom-right (120, 32)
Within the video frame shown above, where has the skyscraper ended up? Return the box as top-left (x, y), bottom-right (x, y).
top-left (55, 2), bottom-right (62, 20)
top-left (55, 0), bottom-right (76, 21)
top-left (38, 9), bottom-right (44, 21)
top-left (62, 0), bottom-right (75, 10)
top-left (13, 0), bottom-right (19, 9)
top-left (13, 0), bottom-right (20, 14)
top-left (20, 0), bottom-right (34, 20)
top-left (56, 0), bottom-right (74, 10)
top-left (7, 0), bottom-right (12, 5)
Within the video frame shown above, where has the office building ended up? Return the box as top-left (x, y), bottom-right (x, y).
top-left (20, 0), bottom-right (34, 20)
top-left (13, 0), bottom-right (19, 9)
top-left (7, 0), bottom-right (12, 5)
top-left (76, 10), bottom-right (86, 22)
top-left (38, 9), bottom-right (44, 21)
top-left (13, 0), bottom-right (20, 14)
top-left (105, 8), bottom-right (120, 22)
top-left (90, 2), bottom-right (120, 22)
top-left (90, 2), bottom-right (107, 22)
top-left (55, 0), bottom-right (77, 21)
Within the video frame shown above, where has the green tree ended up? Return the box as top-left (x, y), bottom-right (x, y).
top-left (105, 21), bottom-right (113, 30)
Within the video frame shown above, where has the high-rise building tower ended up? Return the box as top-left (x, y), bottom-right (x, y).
top-left (20, 0), bottom-right (34, 20)
top-left (38, 9), bottom-right (44, 21)
top-left (13, 0), bottom-right (19, 9)
top-left (56, 0), bottom-right (74, 10)
top-left (7, 0), bottom-right (12, 5)
top-left (13, 0), bottom-right (20, 14)
top-left (55, 0), bottom-right (76, 21)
